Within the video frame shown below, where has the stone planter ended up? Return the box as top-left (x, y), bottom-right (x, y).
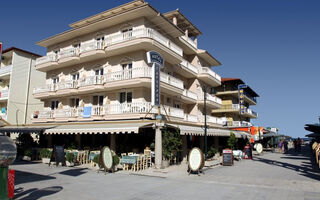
top-left (42, 158), bottom-right (50, 164)
top-left (22, 156), bottom-right (31, 161)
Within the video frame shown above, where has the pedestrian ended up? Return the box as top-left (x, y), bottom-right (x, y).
top-left (278, 140), bottom-right (282, 153)
top-left (294, 139), bottom-right (297, 152)
top-left (297, 137), bottom-right (301, 152)
top-left (284, 140), bottom-right (288, 153)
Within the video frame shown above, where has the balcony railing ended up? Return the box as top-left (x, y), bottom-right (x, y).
top-left (58, 48), bottom-right (79, 60)
top-left (0, 90), bottom-right (9, 99)
top-left (35, 54), bottom-right (57, 66)
top-left (199, 67), bottom-right (221, 82)
top-left (184, 114), bottom-right (199, 123)
top-left (198, 93), bottom-right (222, 105)
top-left (225, 121), bottom-right (252, 127)
top-left (181, 35), bottom-right (197, 48)
top-left (105, 28), bottom-right (183, 56)
top-left (160, 72), bottom-right (184, 89)
top-left (80, 40), bottom-right (104, 53)
top-left (180, 59), bottom-right (198, 74)
top-left (56, 80), bottom-right (78, 90)
top-left (183, 89), bottom-right (198, 100)
top-left (217, 104), bottom-right (258, 117)
top-left (202, 115), bottom-right (223, 125)
top-left (33, 84), bottom-right (55, 94)
top-left (79, 75), bottom-right (104, 87)
top-left (104, 67), bottom-right (151, 82)
top-left (0, 65), bottom-right (12, 76)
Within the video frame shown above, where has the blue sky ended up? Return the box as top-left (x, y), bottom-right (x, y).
top-left (1, 0), bottom-right (319, 138)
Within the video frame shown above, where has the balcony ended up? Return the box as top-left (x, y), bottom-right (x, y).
top-left (35, 54), bottom-right (58, 71)
top-left (160, 72), bottom-right (184, 95)
top-left (0, 65), bottom-right (12, 79)
top-left (211, 104), bottom-right (258, 118)
top-left (216, 90), bottom-right (257, 105)
top-left (180, 35), bottom-right (197, 49)
top-left (181, 89), bottom-right (198, 104)
top-left (197, 93), bottom-right (222, 109)
top-left (225, 121), bottom-right (252, 127)
top-left (33, 84), bottom-right (55, 99)
top-left (57, 48), bottom-right (80, 67)
top-left (105, 28), bottom-right (183, 58)
top-left (184, 114), bottom-right (199, 123)
top-left (198, 67), bottom-right (221, 87)
top-left (179, 59), bottom-right (198, 77)
top-left (200, 115), bottom-right (223, 126)
top-left (79, 40), bottom-right (106, 63)
top-left (78, 75), bottom-right (104, 94)
top-left (0, 90), bottom-right (9, 101)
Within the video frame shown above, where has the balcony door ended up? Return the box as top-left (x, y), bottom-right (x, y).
top-left (51, 100), bottom-right (59, 110)
top-left (96, 36), bottom-right (104, 49)
top-left (121, 28), bottom-right (133, 39)
top-left (121, 63), bottom-right (132, 79)
top-left (119, 92), bottom-right (132, 104)
top-left (70, 98), bottom-right (80, 108)
top-left (93, 95), bottom-right (104, 106)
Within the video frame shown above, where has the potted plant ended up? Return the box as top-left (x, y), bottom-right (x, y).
top-left (66, 152), bottom-right (75, 167)
top-left (227, 132), bottom-right (238, 150)
top-left (40, 148), bottom-right (51, 164)
top-left (162, 126), bottom-right (182, 167)
top-left (23, 149), bottom-right (32, 161)
top-left (112, 154), bottom-right (120, 172)
top-left (93, 154), bottom-right (100, 169)
top-left (207, 146), bottom-right (218, 160)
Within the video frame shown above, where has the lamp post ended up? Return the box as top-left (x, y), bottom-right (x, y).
top-left (0, 134), bottom-right (17, 200)
top-left (203, 86), bottom-right (207, 159)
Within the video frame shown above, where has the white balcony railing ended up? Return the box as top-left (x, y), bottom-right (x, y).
top-left (79, 75), bottom-right (104, 87)
top-left (80, 40), bottom-right (104, 53)
top-left (0, 65), bottom-right (12, 76)
top-left (199, 67), bottom-right (221, 82)
top-left (165, 106), bottom-right (184, 118)
top-left (56, 80), bottom-right (78, 90)
top-left (180, 59), bottom-right (198, 74)
top-left (105, 28), bottom-right (183, 56)
top-left (181, 35), bottom-right (197, 48)
top-left (92, 105), bottom-right (105, 116)
top-left (58, 48), bottom-right (79, 60)
top-left (183, 89), bottom-right (198, 100)
top-left (206, 115), bottom-right (223, 125)
top-left (160, 72), bottom-right (184, 89)
top-left (0, 90), bottom-right (9, 99)
top-left (33, 84), bottom-right (55, 94)
top-left (184, 114), bottom-right (199, 123)
top-left (38, 110), bottom-right (52, 119)
top-left (35, 54), bottom-right (57, 66)
top-left (53, 108), bottom-right (73, 118)
top-left (104, 67), bottom-right (152, 82)
top-left (106, 102), bottom-right (152, 115)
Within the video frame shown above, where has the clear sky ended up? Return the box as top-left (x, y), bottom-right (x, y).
top-left (1, 0), bottom-right (319, 138)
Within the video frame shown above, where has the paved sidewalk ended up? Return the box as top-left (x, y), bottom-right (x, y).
top-left (10, 145), bottom-right (320, 200)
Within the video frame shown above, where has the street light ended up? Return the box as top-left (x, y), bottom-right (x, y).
top-left (0, 134), bottom-right (17, 200)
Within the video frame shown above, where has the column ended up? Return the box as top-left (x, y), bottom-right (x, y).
top-left (110, 134), bottom-right (116, 152)
top-left (182, 135), bottom-right (188, 163)
top-left (154, 127), bottom-right (162, 169)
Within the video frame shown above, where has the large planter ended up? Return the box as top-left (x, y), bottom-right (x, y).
top-left (22, 156), bottom-right (31, 161)
top-left (42, 158), bottom-right (50, 164)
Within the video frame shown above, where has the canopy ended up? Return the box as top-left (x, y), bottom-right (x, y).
top-left (262, 133), bottom-right (286, 138)
top-left (306, 133), bottom-right (320, 138)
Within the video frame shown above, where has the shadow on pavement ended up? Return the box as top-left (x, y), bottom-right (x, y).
top-left (254, 145), bottom-right (320, 181)
top-left (59, 168), bottom-right (88, 177)
top-left (15, 170), bottom-right (56, 185)
top-left (15, 186), bottom-right (63, 200)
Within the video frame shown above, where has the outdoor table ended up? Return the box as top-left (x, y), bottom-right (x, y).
top-left (120, 155), bottom-right (138, 164)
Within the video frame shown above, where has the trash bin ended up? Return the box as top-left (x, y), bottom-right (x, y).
top-left (244, 145), bottom-right (252, 159)
top-left (8, 170), bottom-right (15, 199)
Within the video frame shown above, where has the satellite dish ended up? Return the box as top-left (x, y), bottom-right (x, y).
top-left (188, 147), bottom-right (204, 172)
top-left (256, 143), bottom-right (263, 154)
top-left (101, 146), bottom-right (113, 171)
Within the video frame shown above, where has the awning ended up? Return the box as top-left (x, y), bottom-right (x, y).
top-left (169, 124), bottom-right (232, 137)
top-left (262, 133), bottom-right (286, 138)
top-left (306, 133), bottom-right (320, 138)
top-left (233, 131), bottom-right (251, 139)
top-left (43, 122), bottom-right (153, 135)
top-left (0, 125), bottom-right (54, 133)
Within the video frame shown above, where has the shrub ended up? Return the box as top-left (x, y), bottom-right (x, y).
top-left (113, 155), bottom-right (120, 166)
top-left (93, 154), bottom-right (100, 164)
top-left (66, 153), bottom-right (75, 163)
top-left (40, 149), bottom-right (51, 158)
top-left (24, 149), bottom-right (32, 157)
top-left (162, 126), bottom-right (182, 161)
top-left (207, 146), bottom-right (218, 158)
top-left (227, 132), bottom-right (238, 150)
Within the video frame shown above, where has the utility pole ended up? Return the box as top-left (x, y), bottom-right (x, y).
top-left (203, 86), bottom-right (207, 159)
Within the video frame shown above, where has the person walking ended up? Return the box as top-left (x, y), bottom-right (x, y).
top-left (297, 137), bottom-right (301, 152)
top-left (278, 140), bottom-right (283, 153)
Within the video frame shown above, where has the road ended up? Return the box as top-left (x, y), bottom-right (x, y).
top-left (11, 145), bottom-right (320, 200)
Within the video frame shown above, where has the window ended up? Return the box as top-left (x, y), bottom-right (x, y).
top-left (70, 98), bottom-right (80, 108)
top-left (122, 63), bottom-right (133, 78)
top-left (174, 102), bottom-right (181, 109)
top-left (95, 68), bottom-right (104, 76)
top-left (72, 73), bottom-right (80, 80)
top-left (52, 77), bottom-right (59, 84)
top-left (93, 95), bottom-right (104, 106)
top-left (167, 97), bottom-right (171, 104)
top-left (51, 101), bottom-right (59, 110)
top-left (121, 63), bottom-right (132, 70)
top-left (96, 37), bottom-right (104, 49)
top-left (119, 92), bottom-right (132, 103)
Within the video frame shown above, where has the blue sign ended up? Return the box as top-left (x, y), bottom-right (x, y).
top-left (238, 84), bottom-right (248, 89)
top-left (147, 51), bottom-right (164, 67)
top-left (238, 87), bottom-right (245, 115)
top-left (153, 63), bottom-right (161, 106)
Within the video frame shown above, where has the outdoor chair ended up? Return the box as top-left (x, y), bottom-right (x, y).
top-left (128, 152), bottom-right (134, 156)
top-left (144, 150), bottom-right (152, 168)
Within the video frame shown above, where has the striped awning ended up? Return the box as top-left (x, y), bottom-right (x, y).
top-left (170, 124), bottom-right (232, 137)
top-left (43, 122), bottom-right (153, 135)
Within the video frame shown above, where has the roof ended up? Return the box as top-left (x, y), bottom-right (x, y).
top-left (221, 77), bottom-right (259, 97)
top-left (197, 49), bottom-right (221, 66)
top-left (163, 9), bottom-right (202, 37)
top-left (37, 0), bottom-right (184, 47)
top-left (2, 47), bottom-right (41, 58)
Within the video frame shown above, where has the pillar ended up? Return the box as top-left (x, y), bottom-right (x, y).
top-left (155, 127), bottom-right (162, 169)
top-left (182, 135), bottom-right (188, 163)
top-left (110, 134), bottom-right (116, 152)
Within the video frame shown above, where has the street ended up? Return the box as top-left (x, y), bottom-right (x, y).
top-left (11, 146), bottom-right (320, 200)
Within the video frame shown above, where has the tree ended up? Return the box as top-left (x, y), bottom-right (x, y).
top-left (227, 132), bottom-right (238, 150)
top-left (162, 126), bottom-right (182, 161)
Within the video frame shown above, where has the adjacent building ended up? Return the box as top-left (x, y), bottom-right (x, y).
top-left (212, 78), bottom-right (259, 127)
top-left (0, 47), bottom-right (44, 125)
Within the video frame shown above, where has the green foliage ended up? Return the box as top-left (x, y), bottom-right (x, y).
top-left (24, 149), bottom-right (32, 157)
top-left (40, 148), bottom-right (51, 158)
top-left (207, 146), bottom-right (218, 158)
top-left (93, 154), bottom-right (100, 164)
top-left (162, 127), bottom-right (182, 160)
top-left (227, 132), bottom-right (238, 150)
top-left (113, 155), bottom-right (120, 166)
top-left (67, 143), bottom-right (77, 150)
top-left (66, 152), bottom-right (75, 163)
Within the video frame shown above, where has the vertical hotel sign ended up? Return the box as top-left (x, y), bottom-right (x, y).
top-left (238, 84), bottom-right (247, 115)
top-left (146, 51), bottom-right (164, 106)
